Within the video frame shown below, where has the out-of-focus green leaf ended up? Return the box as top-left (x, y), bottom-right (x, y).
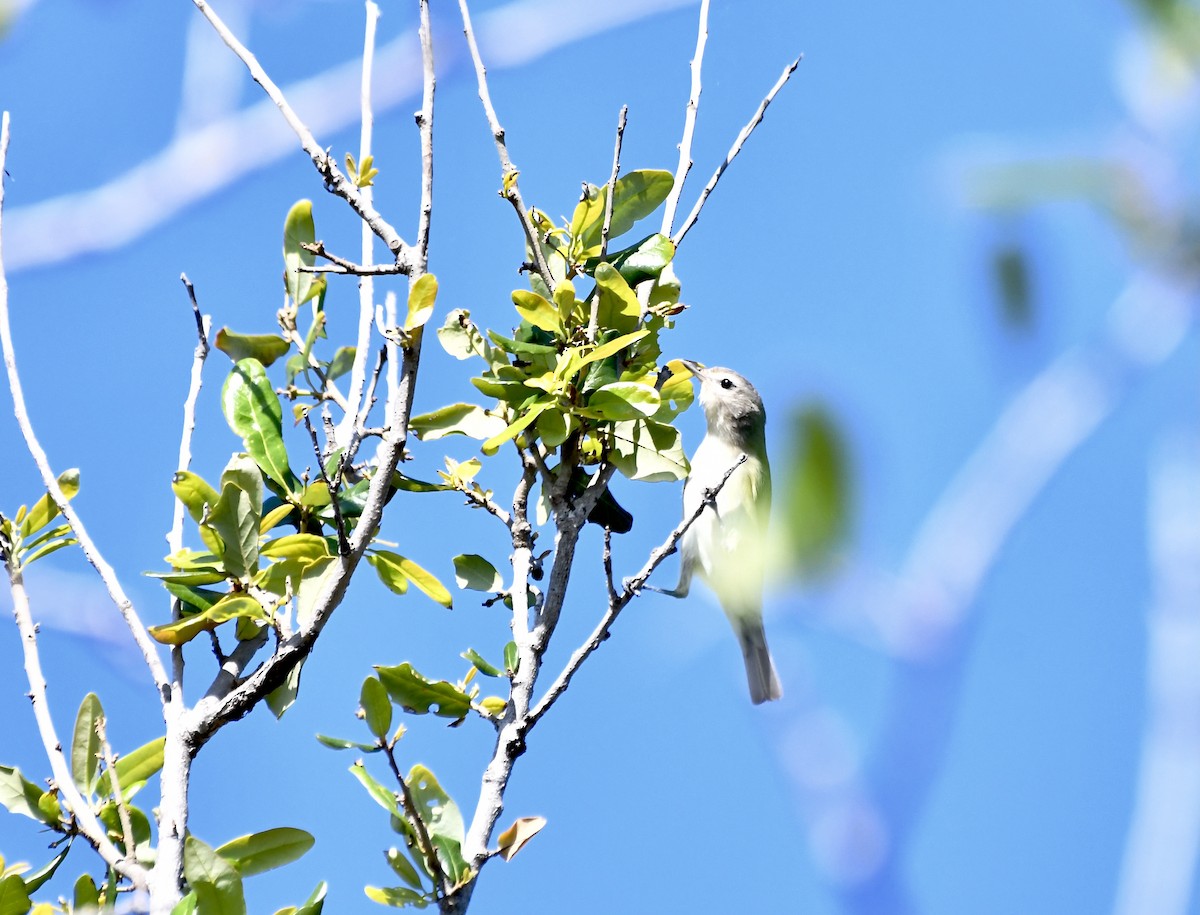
top-left (222, 359), bottom-right (294, 494)
top-left (327, 346), bottom-right (357, 381)
top-left (184, 835), bottom-right (246, 915)
top-left (98, 800), bottom-right (152, 851)
top-left (71, 692), bottom-right (103, 796)
top-left (584, 382), bottom-right (660, 421)
top-left (360, 676), bottom-right (392, 741)
top-left (991, 242), bottom-right (1034, 330)
top-left (74, 874), bottom-right (101, 912)
top-left (96, 736), bottom-right (164, 799)
top-left (0, 874), bottom-right (30, 914)
top-left (385, 848), bottom-right (424, 891)
top-left (316, 734), bottom-right (379, 752)
top-left (20, 844), bottom-right (68, 893)
top-left (216, 827), bottom-right (315, 877)
top-left (409, 404), bottom-right (507, 442)
top-left (453, 555), bottom-right (502, 592)
top-left (781, 404), bottom-right (850, 578)
top-left (0, 766), bottom-right (56, 826)
top-left (215, 329), bottom-right (291, 367)
top-left (376, 664), bottom-right (471, 720)
top-left (364, 885), bottom-right (428, 908)
top-left (19, 469), bottom-right (80, 538)
top-left (503, 641), bottom-right (519, 675)
top-left (284, 200), bottom-right (318, 306)
top-left (405, 274), bottom-right (439, 332)
top-left (610, 419), bottom-right (689, 482)
top-left (170, 892), bottom-right (197, 915)
top-left (461, 648), bottom-right (502, 677)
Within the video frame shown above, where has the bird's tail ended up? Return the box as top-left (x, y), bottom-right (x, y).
top-left (732, 615), bottom-right (782, 704)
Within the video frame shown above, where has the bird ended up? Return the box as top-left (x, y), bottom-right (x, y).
top-left (656, 359), bottom-right (782, 704)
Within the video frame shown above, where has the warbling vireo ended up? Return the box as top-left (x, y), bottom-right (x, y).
top-left (658, 360), bottom-right (782, 704)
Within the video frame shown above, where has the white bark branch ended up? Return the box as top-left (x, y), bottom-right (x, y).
top-left (661, 0), bottom-right (709, 237)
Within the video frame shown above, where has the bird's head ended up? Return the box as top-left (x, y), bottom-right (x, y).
top-left (679, 360), bottom-right (766, 444)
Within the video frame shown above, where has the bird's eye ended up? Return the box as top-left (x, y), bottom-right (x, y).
top-left (719, 378), bottom-right (734, 390)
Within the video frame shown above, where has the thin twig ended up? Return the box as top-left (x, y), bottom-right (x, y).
top-left (299, 241), bottom-right (404, 276)
top-left (189, 0), bottom-right (413, 267)
top-left (384, 743), bottom-right (449, 900)
top-left (168, 273), bottom-right (210, 560)
top-left (416, 0), bottom-right (435, 267)
top-left (672, 56), bottom-right (801, 247)
top-left (337, 0), bottom-right (382, 454)
top-left (95, 716), bottom-right (136, 861)
top-left (588, 106), bottom-right (628, 342)
top-left (456, 0), bottom-right (555, 292)
top-left (0, 112), bottom-right (171, 701)
top-left (602, 527), bottom-right (618, 606)
top-left (5, 563), bottom-right (146, 886)
top-left (661, 0), bottom-right (709, 237)
top-left (304, 415), bottom-right (350, 556)
top-left (528, 454), bottom-right (746, 725)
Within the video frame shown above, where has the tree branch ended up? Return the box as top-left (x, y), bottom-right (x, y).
top-left (188, 0), bottom-right (414, 268)
top-left (588, 106), bottom-right (628, 342)
top-left (528, 453), bottom-right (745, 725)
top-left (672, 55), bottom-right (801, 247)
top-left (661, 0), bottom-right (709, 237)
top-left (456, 0), bottom-right (555, 292)
top-left (0, 112), bottom-right (172, 702)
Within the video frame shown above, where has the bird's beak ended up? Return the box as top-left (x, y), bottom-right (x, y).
top-left (679, 359), bottom-right (707, 381)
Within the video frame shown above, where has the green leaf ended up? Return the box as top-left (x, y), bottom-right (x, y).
top-left (315, 734), bottom-right (379, 752)
top-left (572, 169), bottom-right (674, 253)
top-left (172, 471), bottom-right (220, 524)
top-left (481, 401), bottom-right (552, 456)
top-left (206, 457), bottom-right (263, 581)
top-left (452, 554), bottom-right (502, 592)
top-left (781, 404), bottom-right (851, 578)
top-left (216, 827), bottom-right (315, 877)
top-left (215, 329), bottom-right (291, 367)
top-left (406, 765), bottom-right (468, 883)
top-left (0, 874), bottom-right (30, 915)
top-left (385, 848), bottom-right (424, 891)
top-left (73, 873), bottom-right (101, 911)
top-left (461, 649), bottom-right (502, 678)
top-left (585, 382), bottom-right (661, 421)
top-left (293, 882), bottom-right (328, 915)
top-left (364, 885), bottom-right (428, 908)
top-left (604, 233), bottom-right (676, 285)
top-left (610, 419), bottom-right (689, 482)
top-left (148, 594), bottom-right (266, 646)
top-left (503, 641), bottom-right (519, 675)
top-left (317, 350), bottom-right (354, 386)
top-left (19, 468), bottom-right (80, 538)
top-left (389, 473), bottom-right (452, 494)
top-left (284, 200), bottom-right (318, 307)
top-left (368, 552), bottom-right (452, 608)
top-left (98, 800), bottom-right (152, 851)
top-left (535, 408), bottom-right (571, 449)
top-left (0, 766), bottom-right (56, 826)
top-left (376, 664), bottom-right (471, 720)
top-left (578, 329), bottom-right (649, 370)
top-left (360, 676), bottom-right (392, 741)
top-left (222, 359), bottom-right (295, 494)
top-left (170, 892), bottom-right (198, 915)
top-left (71, 692), bottom-right (103, 796)
top-left (96, 736), bottom-right (165, 799)
top-left (163, 583), bottom-right (228, 613)
top-left (267, 658), bottom-right (305, 719)
top-left (350, 762), bottom-right (399, 817)
top-left (184, 835), bottom-right (246, 915)
top-left (404, 273), bottom-right (439, 331)
top-left (511, 290), bottom-right (561, 336)
top-left (260, 534), bottom-right (332, 564)
top-left (409, 404), bottom-right (507, 442)
top-left (436, 309), bottom-right (488, 361)
top-left (593, 263), bottom-right (642, 335)
top-left (20, 844), bottom-right (68, 893)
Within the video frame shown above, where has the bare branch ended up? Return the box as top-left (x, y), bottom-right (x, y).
top-left (416, 0), bottom-right (436, 267)
top-left (5, 563), bottom-right (147, 886)
top-left (299, 241), bottom-right (405, 276)
top-left (189, 0), bottom-right (413, 268)
top-left (96, 716), bottom-right (137, 862)
top-left (672, 56), bottom-right (801, 247)
top-left (588, 106), bottom-right (629, 342)
top-left (528, 454), bottom-right (746, 725)
top-left (304, 414), bottom-right (351, 556)
top-left (168, 273), bottom-right (210, 559)
top-left (661, 0), bottom-right (709, 237)
top-left (0, 113), bottom-right (172, 701)
top-left (456, 0), bottom-right (555, 292)
top-left (384, 742), bottom-right (450, 901)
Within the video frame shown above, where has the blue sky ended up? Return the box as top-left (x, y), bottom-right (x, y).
top-left (2, 0), bottom-right (1199, 913)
